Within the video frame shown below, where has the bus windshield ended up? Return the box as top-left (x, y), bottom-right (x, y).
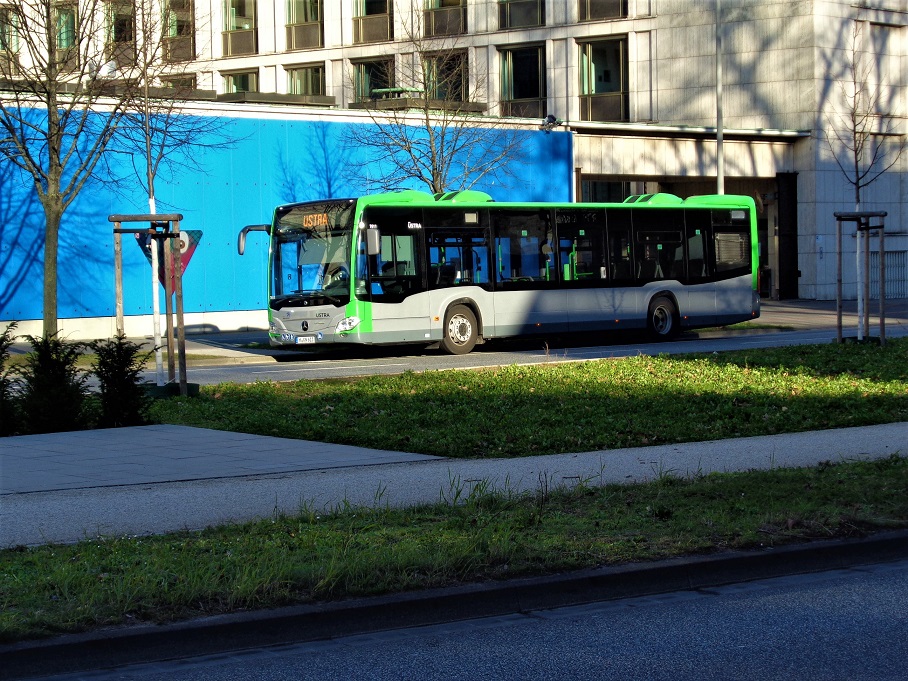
top-left (271, 200), bottom-right (356, 304)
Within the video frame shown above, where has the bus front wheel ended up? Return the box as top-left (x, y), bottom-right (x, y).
top-left (647, 296), bottom-right (679, 340)
top-left (442, 305), bottom-right (478, 355)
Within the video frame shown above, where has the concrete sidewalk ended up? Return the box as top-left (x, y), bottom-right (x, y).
top-left (2, 422), bottom-right (906, 547)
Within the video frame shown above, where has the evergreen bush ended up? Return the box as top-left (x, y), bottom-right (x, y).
top-left (89, 334), bottom-right (154, 428)
top-left (17, 333), bottom-right (88, 434)
top-left (0, 322), bottom-right (20, 436)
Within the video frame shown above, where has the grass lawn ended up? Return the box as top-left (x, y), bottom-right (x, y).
top-left (149, 339), bottom-right (908, 458)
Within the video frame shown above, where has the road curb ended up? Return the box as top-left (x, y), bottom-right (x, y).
top-left (3, 530), bottom-right (907, 680)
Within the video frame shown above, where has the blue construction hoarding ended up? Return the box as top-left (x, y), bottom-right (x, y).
top-left (0, 111), bottom-right (573, 325)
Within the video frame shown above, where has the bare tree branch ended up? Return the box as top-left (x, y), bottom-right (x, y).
top-left (823, 19), bottom-right (906, 209)
top-left (342, 2), bottom-right (526, 195)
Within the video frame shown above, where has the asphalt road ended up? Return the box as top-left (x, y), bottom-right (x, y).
top-left (157, 326), bottom-right (908, 385)
top-left (34, 558), bottom-right (908, 681)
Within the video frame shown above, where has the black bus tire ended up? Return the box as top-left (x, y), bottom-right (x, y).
top-left (441, 305), bottom-right (478, 355)
top-left (647, 296), bottom-right (679, 340)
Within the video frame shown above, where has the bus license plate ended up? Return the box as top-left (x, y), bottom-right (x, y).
top-left (295, 336), bottom-right (316, 344)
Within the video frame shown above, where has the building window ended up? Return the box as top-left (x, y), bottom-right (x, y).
top-left (164, 0), bottom-right (195, 62)
top-left (499, 0), bottom-right (544, 30)
top-left (354, 59), bottom-right (392, 102)
top-left (424, 0), bottom-right (466, 37)
top-left (354, 0), bottom-right (392, 44)
top-left (224, 70), bottom-right (258, 93)
top-left (287, 0), bottom-right (322, 50)
top-left (288, 64), bottom-right (325, 95)
top-left (579, 37), bottom-right (628, 122)
top-left (162, 75), bottom-right (197, 91)
top-left (425, 51), bottom-right (466, 101)
top-left (223, 0), bottom-right (257, 56)
top-left (581, 178), bottom-right (629, 202)
top-left (501, 46), bottom-right (545, 118)
top-left (0, 7), bottom-right (17, 52)
top-left (579, 0), bottom-right (628, 22)
top-left (0, 7), bottom-right (18, 76)
top-left (55, 3), bottom-right (79, 71)
top-left (105, 1), bottom-right (135, 66)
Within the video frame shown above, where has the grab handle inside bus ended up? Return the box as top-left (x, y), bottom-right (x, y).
top-left (237, 224), bottom-right (271, 255)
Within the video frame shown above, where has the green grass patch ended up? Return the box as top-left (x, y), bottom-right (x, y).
top-left (149, 339), bottom-right (908, 458)
top-left (2, 455), bottom-right (906, 643)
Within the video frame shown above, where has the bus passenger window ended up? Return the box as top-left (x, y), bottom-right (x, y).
top-left (492, 209), bottom-right (554, 286)
top-left (555, 215), bottom-right (605, 283)
top-left (608, 235), bottom-right (633, 281)
top-left (427, 232), bottom-right (490, 290)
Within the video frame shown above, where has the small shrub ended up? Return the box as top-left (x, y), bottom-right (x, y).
top-left (89, 334), bottom-right (154, 428)
top-left (18, 333), bottom-right (89, 434)
top-left (0, 321), bottom-right (20, 436)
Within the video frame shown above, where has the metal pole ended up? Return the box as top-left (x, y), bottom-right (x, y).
top-left (879, 219), bottom-right (886, 345)
top-left (836, 218), bottom-right (843, 343)
top-left (863, 226), bottom-right (871, 339)
top-left (114, 224), bottom-right (124, 336)
top-left (856, 220), bottom-right (863, 341)
top-left (173, 224), bottom-right (188, 397)
top-left (149, 228), bottom-right (164, 386)
top-left (163, 231), bottom-right (176, 383)
top-left (716, 0), bottom-right (724, 195)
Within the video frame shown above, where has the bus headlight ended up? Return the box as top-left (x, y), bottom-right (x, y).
top-left (336, 316), bottom-right (361, 333)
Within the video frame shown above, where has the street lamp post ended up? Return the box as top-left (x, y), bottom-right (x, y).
top-left (716, 0), bottom-right (724, 195)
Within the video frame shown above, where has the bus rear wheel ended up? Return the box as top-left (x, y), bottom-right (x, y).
top-left (647, 296), bottom-right (679, 340)
top-left (442, 305), bottom-right (478, 355)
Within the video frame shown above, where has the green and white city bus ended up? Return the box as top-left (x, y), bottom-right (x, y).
top-left (237, 190), bottom-right (760, 354)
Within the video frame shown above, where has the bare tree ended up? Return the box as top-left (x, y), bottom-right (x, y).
top-left (113, 0), bottom-right (231, 214)
top-left (824, 19), bottom-right (905, 210)
top-left (344, 2), bottom-right (525, 195)
top-left (0, 0), bottom-right (218, 335)
top-left (0, 0), bottom-right (137, 334)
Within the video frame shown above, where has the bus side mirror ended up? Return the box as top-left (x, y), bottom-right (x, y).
top-left (237, 224), bottom-right (270, 255)
top-left (366, 228), bottom-right (381, 256)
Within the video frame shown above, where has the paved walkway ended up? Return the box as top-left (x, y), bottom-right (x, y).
top-left (2, 422), bottom-right (906, 547)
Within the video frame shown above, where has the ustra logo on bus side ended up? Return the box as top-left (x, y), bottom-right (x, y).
top-left (303, 213), bottom-right (329, 228)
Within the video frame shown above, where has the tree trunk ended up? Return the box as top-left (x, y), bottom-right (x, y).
top-left (42, 202), bottom-right (62, 337)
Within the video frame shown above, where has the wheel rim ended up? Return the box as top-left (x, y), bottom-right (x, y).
top-left (447, 314), bottom-right (472, 345)
top-left (652, 306), bottom-right (672, 335)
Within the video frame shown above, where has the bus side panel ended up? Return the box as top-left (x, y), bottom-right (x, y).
top-left (683, 282), bottom-right (718, 327)
top-left (492, 290), bottom-right (569, 338)
top-left (369, 294), bottom-right (432, 343)
top-left (714, 275), bottom-right (755, 325)
top-left (566, 287), bottom-right (642, 332)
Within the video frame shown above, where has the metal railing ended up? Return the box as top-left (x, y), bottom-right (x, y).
top-left (499, 0), bottom-right (543, 29)
top-left (579, 91), bottom-right (629, 121)
top-left (579, 0), bottom-right (628, 21)
top-left (500, 98), bottom-right (545, 118)
top-left (286, 21), bottom-right (322, 50)
top-left (353, 13), bottom-right (391, 44)
top-left (222, 29), bottom-right (256, 56)
top-left (424, 5), bottom-right (466, 36)
top-left (164, 35), bottom-right (194, 62)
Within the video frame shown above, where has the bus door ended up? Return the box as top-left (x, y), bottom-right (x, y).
top-left (491, 209), bottom-right (568, 337)
top-left (360, 207), bottom-right (429, 343)
top-left (423, 210), bottom-right (494, 340)
top-left (684, 210), bottom-right (717, 325)
top-left (553, 208), bottom-right (621, 333)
